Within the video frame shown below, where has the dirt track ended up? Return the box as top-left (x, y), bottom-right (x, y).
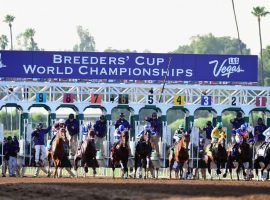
top-left (1, 177), bottom-right (270, 200)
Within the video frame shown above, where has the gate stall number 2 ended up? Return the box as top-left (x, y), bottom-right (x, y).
top-left (230, 96), bottom-right (239, 106)
top-left (36, 93), bottom-right (46, 103)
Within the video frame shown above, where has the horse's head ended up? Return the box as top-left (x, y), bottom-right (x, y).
top-left (87, 128), bottom-right (95, 138)
top-left (143, 130), bottom-right (151, 143)
top-left (120, 130), bottom-right (129, 146)
top-left (59, 128), bottom-right (67, 139)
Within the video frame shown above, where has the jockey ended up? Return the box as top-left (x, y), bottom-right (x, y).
top-left (230, 111), bottom-right (245, 135)
top-left (136, 124), bottom-right (155, 142)
top-left (82, 122), bottom-right (92, 141)
top-left (114, 124), bottom-right (125, 143)
top-left (254, 118), bottom-right (267, 142)
top-left (235, 124), bottom-right (249, 144)
top-left (48, 119), bottom-right (66, 151)
top-left (172, 124), bottom-right (185, 146)
top-left (145, 112), bottom-right (162, 155)
top-left (210, 122), bottom-right (226, 151)
top-left (31, 123), bottom-right (52, 166)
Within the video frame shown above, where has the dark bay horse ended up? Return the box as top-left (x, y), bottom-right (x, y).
top-left (205, 140), bottom-right (227, 179)
top-left (74, 128), bottom-right (97, 177)
top-left (47, 128), bottom-right (73, 178)
top-left (223, 141), bottom-right (252, 180)
top-left (134, 130), bottom-right (152, 179)
top-left (169, 134), bottom-right (190, 179)
top-left (111, 130), bottom-right (129, 179)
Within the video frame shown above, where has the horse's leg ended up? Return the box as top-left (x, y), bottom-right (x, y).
top-left (169, 158), bottom-right (173, 179)
top-left (124, 160), bottom-right (128, 179)
top-left (236, 163), bottom-right (241, 181)
top-left (54, 161), bottom-right (58, 178)
top-left (134, 155), bottom-right (137, 179)
top-left (93, 157), bottom-right (97, 177)
top-left (144, 158), bottom-right (147, 179)
top-left (207, 158), bottom-right (212, 179)
top-left (223, 157), bottom-right (230, 178)
top-left (112, 160), bottom-right (115, 179)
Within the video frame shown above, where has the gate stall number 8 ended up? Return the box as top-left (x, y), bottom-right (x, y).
top-left (63, 93), bottom-right (75, 103)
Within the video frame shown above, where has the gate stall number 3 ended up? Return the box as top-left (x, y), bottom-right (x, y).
top-left (36, 93), bottom-right (46, 103)
top-left (201, 96), bottom-right (212, 106)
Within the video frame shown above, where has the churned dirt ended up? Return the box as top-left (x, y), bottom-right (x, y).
top-left (0, 177), bottom-right (270, 200)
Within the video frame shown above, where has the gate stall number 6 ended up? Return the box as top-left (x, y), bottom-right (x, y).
top-left (36, 93), bottom-right (46, 103)
top-left (118, 94), bottom-right (129, 104)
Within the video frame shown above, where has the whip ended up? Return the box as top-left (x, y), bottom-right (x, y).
top-left (159, 57), bottom-right (172, 103)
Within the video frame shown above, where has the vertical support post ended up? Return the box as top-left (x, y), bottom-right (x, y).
top-left (77, 113), bottom-right (84, 141)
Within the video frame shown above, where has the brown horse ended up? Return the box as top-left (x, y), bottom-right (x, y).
top-left (169, 134), bottom-right (190, 179)
top-left (47, 128), bottom-right (74, 178)
top-left (134, 130), bottom-right (152, 179)
top-left (74, 128), bottom-right (97, 177)
top-left (111, 130), bottom-right (129, 179)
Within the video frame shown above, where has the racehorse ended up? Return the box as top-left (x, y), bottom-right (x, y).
top-left (111, 130), bottom-right (129, 179)
top-left (134, 130), bottom-right (152, 179)
top-left (74, 128), bottom-right (97, 177)
top-left (205, 139), bottom-right (227, 179)
top-left (47, 128), bottom-right (74, 178)
top-left (223, 141), bottom-right (252, 180)
top-left (254, 142), bottom-right (270, 181)
top-left (169, 134), bottom-right (190, 179)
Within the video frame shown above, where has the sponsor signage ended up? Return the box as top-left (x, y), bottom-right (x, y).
top-left (0, 51), bottom-right (258, 82)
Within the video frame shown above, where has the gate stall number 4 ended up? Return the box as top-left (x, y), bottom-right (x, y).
top-left (230, 96), bottom-right (239, 106)
top-left (173, 95), bottom-right (185, 106)
top-left (36, 93), bottom-right (46, 103)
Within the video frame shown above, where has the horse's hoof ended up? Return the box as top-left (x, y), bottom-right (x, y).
top-left (223, 173), bottom-right (227, 178)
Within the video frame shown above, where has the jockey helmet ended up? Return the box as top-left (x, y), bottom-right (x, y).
top-left (240, 124), bottom-right (246, 131)
top-left (119, 124), bottom-right (125, 131)
top-left (236, 111), bottom-right (242, 118)
top-left (178, 124), bottom-right (185, 129)
top-left (59, 119), bottom-right (65, 124)
top-left (144, 124), bottom-right (151, 131)
top-left (120, 113), bottom-right (125, 118)
top-left (7, 136), bottom-right (12, 141)
top-left (206, 121), bottom-right (212, 126)
top-left (217, 122), bottom-right (222, 129)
